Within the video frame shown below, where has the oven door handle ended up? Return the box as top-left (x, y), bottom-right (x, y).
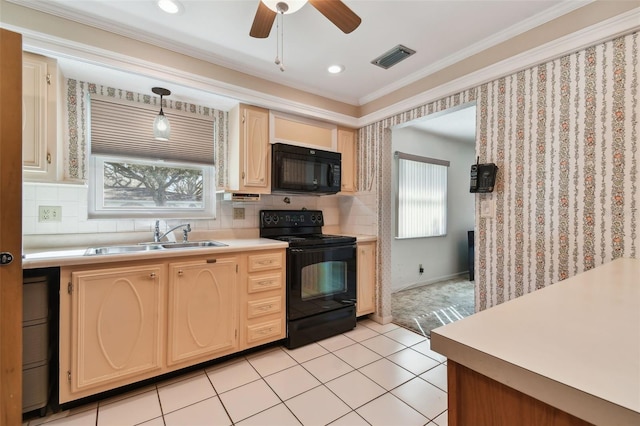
top-left (289, 243), bottom-right (356, 254)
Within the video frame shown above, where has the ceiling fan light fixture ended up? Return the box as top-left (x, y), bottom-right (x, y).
top-left (151, 87), bottom-right (171, 141)
top-left (157, 0), bottom-right (182, 15)
top-left (262, 0), bottom-right (307, 14)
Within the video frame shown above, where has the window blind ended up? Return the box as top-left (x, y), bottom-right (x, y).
top-left (396, 152), bottom-right (449, 238)
top-left (90, 97), bottom-right (215, 165)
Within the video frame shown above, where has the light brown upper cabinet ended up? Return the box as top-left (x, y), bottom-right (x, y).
top-left (22, 52), bottom-right (60, 182)
top-left (337, 127), bottom-right (357, 194)
top-left (227, 104), bottom-right (271, 194)
top-left (270, 110), bottom-right (337, 151)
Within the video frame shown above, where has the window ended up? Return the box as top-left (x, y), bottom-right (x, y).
top-left (396, 152), bottom-right (449, 238)
top-left (89, 156), bottom-right (214, 218)
top-left (88, 95), bottom-right (216, 218)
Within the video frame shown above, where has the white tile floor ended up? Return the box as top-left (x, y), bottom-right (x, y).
top-left (24, 319), bottom-right (448, 426)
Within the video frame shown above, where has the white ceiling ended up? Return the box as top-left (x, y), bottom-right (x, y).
top-left (407, 104), bottom-right (477, 143)
top-left (11, 0), bottom-right (589, 108)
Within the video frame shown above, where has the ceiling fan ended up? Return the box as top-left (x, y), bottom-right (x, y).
top-left (250, 0), bottom-right (362, 38)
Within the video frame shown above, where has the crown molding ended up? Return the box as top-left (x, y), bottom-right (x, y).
top-left (358, 0), bottom-right (594, 106)
top-left (357, 7), bottom-right (640, 128)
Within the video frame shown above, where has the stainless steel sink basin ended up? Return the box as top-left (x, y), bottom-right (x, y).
top-left (84, 240), bottom-right (227, 256)
top-left (84, 244), bottom-right (164, 256)
top-left (161, 241), bottom-right (227, 249)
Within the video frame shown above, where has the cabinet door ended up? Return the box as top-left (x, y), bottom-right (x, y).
top-left (241, 105), bottom-right (270, 192)
top-left (70, 265), bottom-right (164, 394)
top-left (167, 257), bottom-right (238, 365)
top-left (337, 128), bottom-right (357, 194)
top-left (357, 242), bottom-right (376, 316)
top-left (22, 52), bottom-right (58, 181)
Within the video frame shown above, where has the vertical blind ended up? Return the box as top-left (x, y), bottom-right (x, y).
top-left (396, 152), bottom-right (449, 238)
top-left (90, 97), bottom-right (215, 165)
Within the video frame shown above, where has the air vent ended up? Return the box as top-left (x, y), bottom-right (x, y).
top-left (371, 45), bottom-right (416, 69)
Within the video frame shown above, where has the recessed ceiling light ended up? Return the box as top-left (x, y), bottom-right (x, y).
top-left (328, 64), bottom-right (345, 74)
top-left (157, 0), bottom-right (183, 14)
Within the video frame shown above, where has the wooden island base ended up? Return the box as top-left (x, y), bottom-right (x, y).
top-left (447, 361), bottom-right (593, 426)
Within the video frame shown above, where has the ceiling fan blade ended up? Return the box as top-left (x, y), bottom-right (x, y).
top-left (250, 1), bottom-right (277, 38)
top-left (309, 0), bottom-right (361, 34)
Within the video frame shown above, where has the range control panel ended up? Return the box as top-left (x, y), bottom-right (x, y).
top-left (260, 210), bottom-right (324, 229)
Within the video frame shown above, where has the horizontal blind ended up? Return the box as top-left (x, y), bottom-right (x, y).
top-left (90, 97), bottom-right (215, 165)
top-left (396, 152), bottom-right (449, 238)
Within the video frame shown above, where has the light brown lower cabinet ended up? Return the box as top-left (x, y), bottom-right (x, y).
top-left (167, 257), bottom-right (238, 366)
top-left (356, 241), bottom-right (376, 317)
top-left (61, 264), bottom-right (165, 402)
top-left (240, 250), bottom-right (285, 349)
top-left (59, 248), bottom-right (285, 404)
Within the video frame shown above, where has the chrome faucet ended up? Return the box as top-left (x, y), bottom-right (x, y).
top-left (154, 220), bottom-right (191, 243)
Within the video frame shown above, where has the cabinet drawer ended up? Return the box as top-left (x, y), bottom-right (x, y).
top-left (246, 319), bottom-right (283, 344)
top-left (248, 252), bottom-right (283, 272)
top-left (23, 277), bottom-right (48, 324)
top-left (23, 322), bottom-right (48, 368)
top-left (247, 296), bottom-right (282, 319)
top-left (247, 272), bottom-right (283, 293)
top-left (23, 363), bottom-right (48, 413)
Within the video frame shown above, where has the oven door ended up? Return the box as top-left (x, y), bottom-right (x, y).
top-left (287, 244), bottom-right (356, 320)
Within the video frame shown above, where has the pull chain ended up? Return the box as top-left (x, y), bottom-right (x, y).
top-left (274, 12), bottom-right (285, 72)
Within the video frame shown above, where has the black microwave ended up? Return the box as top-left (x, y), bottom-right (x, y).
top-left (271, 143), bottom-right (342, 195)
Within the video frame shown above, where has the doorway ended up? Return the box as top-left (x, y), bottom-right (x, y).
top-left (389, 105), bottom-right (476, 337)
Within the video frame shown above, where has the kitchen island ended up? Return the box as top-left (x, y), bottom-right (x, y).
top-left (431, 257), bottom-right (640, 426)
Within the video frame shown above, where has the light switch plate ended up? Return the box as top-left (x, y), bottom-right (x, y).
top-left (39, 205), bottom-right (62, 222)
top-left (480, 199), bottom-right (495, 218)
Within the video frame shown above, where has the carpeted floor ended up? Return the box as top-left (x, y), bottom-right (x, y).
top-left (392, 276), bottom-right (475, 338)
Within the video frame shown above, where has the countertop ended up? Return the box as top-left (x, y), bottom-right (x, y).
top-left (22, 234), bottom-right (377, 269)
top-left (22, 238), bottom-right (288, 269)
top-left (430, 257), bottom-right (640, 426)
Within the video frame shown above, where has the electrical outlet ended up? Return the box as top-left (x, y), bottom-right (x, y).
top-left (39, 205), bottom-right (62, 222)
top-left (233, 207), bottom-right (245, 220)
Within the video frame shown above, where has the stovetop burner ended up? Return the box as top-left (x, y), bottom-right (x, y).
top-left (259, 210), bottom-right (356, 247)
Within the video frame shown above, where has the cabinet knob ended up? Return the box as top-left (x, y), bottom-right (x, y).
top-left (149, 272), bottom-right (157, 279)
top-left (177, 270), bottom-right (184, 276)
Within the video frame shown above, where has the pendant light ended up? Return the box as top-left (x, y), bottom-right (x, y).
top-left (152, 87), bottom-right (171, 141)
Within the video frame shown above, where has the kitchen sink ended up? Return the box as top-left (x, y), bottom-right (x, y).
top-left (84, 240), bottom-right (227, 256)
top-left (84, 244), bottom-right (164, 256)
top-left (160, 241), bottom-right (227, 249)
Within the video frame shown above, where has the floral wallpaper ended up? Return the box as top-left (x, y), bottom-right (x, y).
top-left (64, 79), bottom-right (228, 187)
top-left (360, 31), bottom-right (639, 319)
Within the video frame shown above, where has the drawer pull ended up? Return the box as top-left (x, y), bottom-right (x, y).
top-left (207, 259), bottom-right (217, 264)
top-left (258, 280), bottom-right (272, 286)
top-left (258, 305), bottom-right (272, 311)
top-left (258, 259), bottom-right (273, 265)
top-left (257, 327), bottom-right (274, 335)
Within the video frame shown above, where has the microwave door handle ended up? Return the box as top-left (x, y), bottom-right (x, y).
top-left (328, 165), bottom-right (334, 187)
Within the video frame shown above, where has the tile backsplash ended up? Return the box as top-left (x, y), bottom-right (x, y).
top-left (23, 182), bottom-right (377, 243)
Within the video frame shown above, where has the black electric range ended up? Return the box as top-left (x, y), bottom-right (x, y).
top-left (259, 209), bottom-right (357, 348)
